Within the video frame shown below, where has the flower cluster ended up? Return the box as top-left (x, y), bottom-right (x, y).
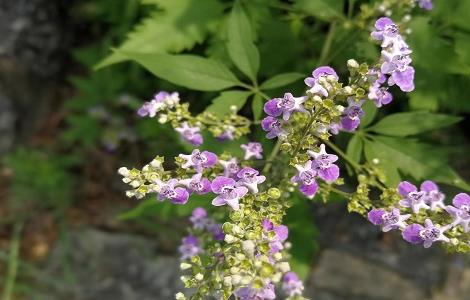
top-left (368, 181), bottom-right (470, 249)
top-left (137, 91), bottom-right (251, 147)
top-left (370, 17), bottom-right (415, 96)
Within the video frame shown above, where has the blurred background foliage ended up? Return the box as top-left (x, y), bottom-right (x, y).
top-left (1, 0), bottom-right (470, 296)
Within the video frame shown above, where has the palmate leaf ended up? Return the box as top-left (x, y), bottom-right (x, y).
top-left (346, 134), bottom-right (363, 175)
top-left (227, 0), bottom-right (260, 82)
top-left (294, 0), bottom-right (344, 21)
top-left (368, 111), bottom-right (462, 136)
top-left (259, 72), bottom-right (305, 90)
top-left (251, 94), bottom-right (264, 121)
top-left (206, 90), bottom-right (252, 115)
top-left (96, 0), bottom-right (223, 68)
top-left (122, 52), bottom-right (241, 91)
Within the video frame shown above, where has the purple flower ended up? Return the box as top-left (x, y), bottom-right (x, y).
top-left (216, 126), bottom-right (235, 141)
top-left (304, 66), bottom-right (338, 97)
top-left (292, 160), bottom-right (319, 199)
top-left (402, 219), bottom-right (449, 248)
top-left (208, 223), bottom-right (225, 241)
top-left (307, 144), bottom-right (340, 183)
top-left (211, 176), bottom-right (248, 210)
top-left (179, 149), bottom-right (217, 173)
top-left (341, 98), bottom-right (364, 132)
top-left (179, 173), bottom-right (211, 195)
top-left (262, 220), bottom-right (288, 253)
top-left (155, 179), bottom-right (189, 204)
top-left (368, 82), bottom-right (393, 107)
top-left (219, 158), bottom-right (240, 178)
top-left (189, 207), bottom-right (208, 230)
top-left (241, 142), bottom-right (263, 160)
top-left (417, 0), bottom-right (432, 10)
top-left (367, 208), bottom-right (410, 232)
top-left (371, 17), bottom-right (400, 46)
top-left (234, 283), bottom-right (276, 300)
top-left (264, 93), bottom-right (306, 121)
top-left (236, 167), bottom-right (266, 194)
top-left (261, 116), bottom-right (285, 139)
top-left (388, 66), bottom-right (415, 92)
top-left (137, 100), bottom-right (163, 117)
top-left (398, 181), bottom-right (430, 213)
top-left (282, 272), bottom-right (304, 297)
top-left (420, 181), bottom-right (445, 210)
top-left (178, 235), bottom-right (201, 259)
top-left (175, 122), bottom-right (203, 146)
top-left (445, 193), bottom-right (470, 232)
top-left (153, 91), bottom-right (179, 106)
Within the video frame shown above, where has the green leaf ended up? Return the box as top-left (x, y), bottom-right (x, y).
top-left (259, 72), bottom-right (304, 90)
top-left (368, 112), bottom-right (462, 136)
top-left (97, 0), bottom-right (223, 68)
top-left (294, 0), bottom-right (344, 21)
top-left (408, 90), bottom-right (439, 111)
top-left (122, 52), bottom-right (241, 91)
top-left (227, 1), bottom-right (260, 82)
top-left (346, 134), bottom-right (363, 175)
top-left (205, 90), bottom-right (252, 115)
top-left (251, 94), bottom-right (264, 121)
top-left (359, 101), bottom-right (378, 128)
top-left (364, 136), bottom-right (470, 191)
top-left (284, 195), bottom-right (318, 280)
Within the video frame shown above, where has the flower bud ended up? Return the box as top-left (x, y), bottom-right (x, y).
top-left (180, 263), bottom-right (191, 270)
top-left (158, 114), bottom-right (168, 124)
top-left (195, 273), bottom-right (204, 281)
top-left (175, 292), bottom-right (186, 300)
top-left (118, 167), bottom-right (130, 177)
top-left (278, 262), bottom-right (290, 272)
top-left (268, 188), bottom-right (281, 199)
top-left (224, 234), bottom-right (237, 243)
top-left (347, 59), bottom-right (359, 68)
top-left (242, 240), bottom-right (255, 256)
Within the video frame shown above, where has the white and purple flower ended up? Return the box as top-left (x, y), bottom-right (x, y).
top-left (398, 181), bottom-right (430, 213)
top-left (137, 91), bottom-right (180, 117)
top-left (261, 116), bottom-right (285, 139)
top-left (341, 98), bottom-right (365, 132)
top-left (282, 272), bottom-right (304, 297)
top-left (307, 144), bottom-right (340, 183)
top-left (291, 160), bottom-right (319, 199)
top-left (264, 93), bottom-right (307, 121)
top-left (219, 158), bottom-right (240, 178)
top-left (234, 283), bottom-right (276, 300)
top-left (175, 122), bottom-right (203, 146)
top-left (189, 207), bottom-right (209, 230)
top-left (402, 219), bottom-right (449, 248)
top-left (262, 219), bottom-right (289, 253)
top-left (155, 179), bottom-right (189, 204)
top-left (179, 149), bottom-right (217, 173)
top-left (179, 173), bottom-right (211, 195)
top-left (367, 208), bottom-right (410, 232)
top-left (304, 66), bottom-right (339, 97)
top-left (241, 142), bottom-right (263, 160)
top-left (236, 167), bottom-right (266, 194)
top-left (211, 176), bottom-right (248, 210)
top-left (445, 193), bottom-right (470, 232)
top-left (421, 180), bottom-right (445, 211)
top-left (178, 235), bottom-right (202, 260)
top-left (417, 0), bottom-right (432, 10)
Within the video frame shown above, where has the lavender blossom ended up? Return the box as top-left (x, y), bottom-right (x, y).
top-left (137, 91), bottom-right (180, 117)
top-left (291, 160), bottom-right (319, 199)
top-left (282, 272), bottom-right (304, 297)
top-left (179, 173), bottom-right (211, 195)
top-left (234, 283), bottom-right (276, 300)
top-left (175, 122), bottom-right (203, 146)
top-left (216, 126), bottom-right (235, 141)
top-left (261, 116), bottom-right (285, 139)
top-left (211, 176), bottom-right (248, 210)
top-left (219, 158), bottom-right (240, 178)
top-left (398, 181), bottom-right (430, 213)
top-left (417, 0), bottom-right (432, 10)
top-left (304, 66), bottom-right (338, 97)
top-left (264, 93), bottom-right (307, 121)
top-left (341, 98), bottom-right (365, 132)
top-left (445, 193), bottom-right (470, 232)
top-left (178, 235), bottom-right (202, 260)
top-left (236, 167), bottom-right (266, 194)
top-left (402, 219), bottom-right (449, 248)
top-left (241, 142), bottom-right (263, 160)
top-left (367, 208), bottom-right (410, 232)
top-left (189, 207), bottom-right (209, 230)
top-left (179, 149), bottom-right (217, 173)
top-left (421, 180), bottom-right (445, 210)
top-left (155, 179), bottom-right (189, 204)
top-left (307, 144), bottom-right (340, 183)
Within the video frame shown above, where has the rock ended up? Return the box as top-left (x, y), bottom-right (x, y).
top-left (41, 228), bottom-right (183, 300)
top-left (305, 249), bottom-right (425, 300)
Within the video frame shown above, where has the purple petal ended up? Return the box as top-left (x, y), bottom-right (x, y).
top-left (304, 77), bottom-right (316, 87)
top-left (192, 207), bottom-right (207, 218)
top-left (283, 272), bottom-right (299, 282)
top-left (367, 209), bottom-right (386, 225)
top-left (453, 193), bottom-right (470, 208)
top-left (235, 186), bottom-right (248, 198)
top-left (375, 17), bottom-right (394, 30)
top-left (274, 225), bottom-right (288, 241)
top-left (261, 116), bottom-right (276, 131)
top-left (398, 181), bottom-right (417, 197)
top-left (392, 67), bottom-right (415, 92)
top-left (171, 187), bottom-right (189, 204)
top-left (420, 180), bottom-right (438, 192)
top-left (211, 196), bottom-right (226, 206)
top-left (402, 224), bottom-right (424, 244)
top-left (202, 151), bottom-right (217, 167)
top-left (299, 182), bottom-right (318, 198)
top-left (264, 99), bottom-right (282, 117)
top-left (211, 176), bottom-right (235, 194)
top-left (340, 117), bottom-right (360, 132)
top-left (197, 178), bottom-right (212, 194)
top-left (262, 219), bottom-right (274, 231)
top-left (312, 66), bottom-right (338, 79)
top-left (318, 164), bottom-right (340, 183)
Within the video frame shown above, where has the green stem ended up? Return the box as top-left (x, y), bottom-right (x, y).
top-left (2, 222), bottom-right (23, 300)
top-left (318, 22), bottom-right (337, 65)
top-left (322, 138), bottom-right (362, 172)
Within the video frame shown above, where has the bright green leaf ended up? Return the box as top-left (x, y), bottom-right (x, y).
top-left (227, 1), bottom-right (260, 82)
top-left (97, 0), bottom-right (223, 68)
top-left (206, 90), bottom-right (252, 115)
top-left (259, 72), bottom-right (304, 90)
top-left (252, 94), bottom-right (264, 121)
top-left (368, 111), bottom-right (462, 136)
top-left (346, 134), bottom-right (363, 175)
top-left (122, 52), bottom-right (241, 91)
top-left (359, 101), bottom-right (378, 128)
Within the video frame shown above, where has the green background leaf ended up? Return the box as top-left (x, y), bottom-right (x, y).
top-left (206, 90), bottom-right (252, 115)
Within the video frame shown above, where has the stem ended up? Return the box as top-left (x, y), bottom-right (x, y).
top-left (318, 22), bottom-right (337, 65)
top-left (2, 222), bottom-right (23, 300)
top-left (322, 138), bottom-right (362, 172)
top-left (262, 139), bottom-right (282, 174)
